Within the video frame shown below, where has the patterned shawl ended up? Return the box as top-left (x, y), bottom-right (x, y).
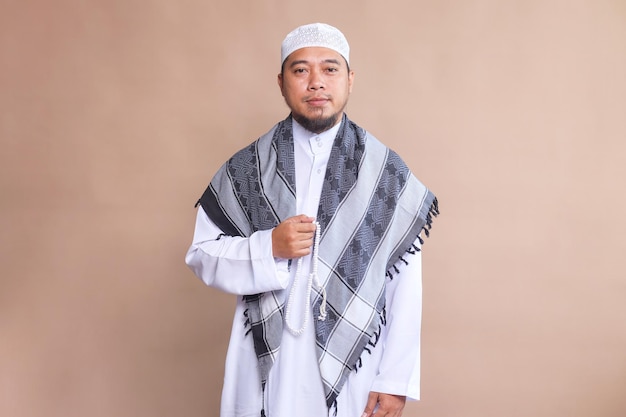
top-left (197, 114), bottom-right (438, 411)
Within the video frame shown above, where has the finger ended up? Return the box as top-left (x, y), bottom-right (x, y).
top-left (377, 394), bottom-right (406, 417)
top-left (296, 231), bottom-right (315, 240)
top-left (361, 392), bottom-right (379, 417)
top-left (286, 214), bottom-right (314, 223)
top-left (293, 224), bottom-right (316, 235)
top-left (293, 238), bottom-right (313, 249)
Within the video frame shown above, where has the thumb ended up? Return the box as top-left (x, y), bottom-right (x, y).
top-left (361, 391), bottom-right (379, 417)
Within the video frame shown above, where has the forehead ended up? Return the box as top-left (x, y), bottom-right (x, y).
top-left (283, 47), bottom-right (346, 66)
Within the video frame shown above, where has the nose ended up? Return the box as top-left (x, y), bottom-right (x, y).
top-left (308, 69), bottom-right (324, 91)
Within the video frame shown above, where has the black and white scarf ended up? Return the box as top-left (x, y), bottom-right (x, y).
top-left (197, 115), bottom-right (438, 412)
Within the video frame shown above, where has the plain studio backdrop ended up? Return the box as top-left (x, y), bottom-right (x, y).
top-left (1, 1), bottom-right (625, 416)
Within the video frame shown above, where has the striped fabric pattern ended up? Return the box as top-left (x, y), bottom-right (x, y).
top-left (197, 115), bottom-right (438, 410)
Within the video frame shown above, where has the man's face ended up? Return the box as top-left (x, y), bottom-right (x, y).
top-left (278, 47), bottom-right (354, 134)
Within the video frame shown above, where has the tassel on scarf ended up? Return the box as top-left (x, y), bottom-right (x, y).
top-left (260, 382), bottom-right (267, 417)
top-left (243, 308), bottom-right (254, 336)
top-left (331, 399), bottom-right (338, 417)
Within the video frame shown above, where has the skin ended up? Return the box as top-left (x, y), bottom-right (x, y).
top-left (277, 46), bottom-right (354, 134)
top-left (272, 46), bottom-right (408, 416)
top-left (271, 214), bottom-right (316, 259)
top-left (362, 391), bottom-right (407, 417)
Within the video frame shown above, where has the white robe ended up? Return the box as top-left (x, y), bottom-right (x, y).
top-left (186, 120), bottom-right (422, 417)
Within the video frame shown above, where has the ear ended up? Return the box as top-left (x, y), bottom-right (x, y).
top-left (277, 73), bottom-right (284, 96)
top-left (348, 70), bottom-right (355, 94)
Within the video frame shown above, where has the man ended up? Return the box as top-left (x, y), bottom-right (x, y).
top-left (186, 23), bottom-right (438, 417)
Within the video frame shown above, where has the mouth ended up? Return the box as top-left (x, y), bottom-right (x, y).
top-left (305, 96), bottom-right (330, 107)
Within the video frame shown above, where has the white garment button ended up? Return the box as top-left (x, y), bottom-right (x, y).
top-left (317, 169), bottom-right (322, 174)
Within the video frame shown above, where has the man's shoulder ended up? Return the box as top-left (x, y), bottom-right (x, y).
top-left (224, 120), bottom-right (283, 161)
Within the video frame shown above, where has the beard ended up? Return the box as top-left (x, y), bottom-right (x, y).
top-left (291, 108), bottom-right (342, 134)
top-left (292, 113), bottom-right (338, 134)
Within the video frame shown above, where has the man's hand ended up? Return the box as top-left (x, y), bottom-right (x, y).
top-left (361, 391), bottom-right (406, 417)
top-left (271, 214), bottom-right (316, 259)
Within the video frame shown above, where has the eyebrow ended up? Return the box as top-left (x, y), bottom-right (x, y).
top-left (288, 58), bottom-right (342, 68)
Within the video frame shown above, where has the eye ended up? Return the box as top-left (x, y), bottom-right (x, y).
top-left (293, 68), bottom-right (307, 74)
top-left (326, 67), bottom-right (338, 73)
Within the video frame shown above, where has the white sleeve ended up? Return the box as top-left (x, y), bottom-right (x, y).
top-left (370, 245), bottom-right (423, 400)
top-left (184, 207), bottom-right (291, 295)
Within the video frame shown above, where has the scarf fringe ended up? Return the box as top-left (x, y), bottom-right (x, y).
top-left (408, 243), bottom-right (420, 254)
top-left (423, 197), bottom-right (439, 238)
top-left (387, 196), bottom-right (440, 279)
top-left (425, 197), bottom-right (439, 233)
top-left (243, 307), bottom-right (252, 336)
top-left (353, 305), bottom-right (387, 372)
top-left (331, 399), bottom-right (339, 416)
top-left (260, 381), bottom-right (267, 417)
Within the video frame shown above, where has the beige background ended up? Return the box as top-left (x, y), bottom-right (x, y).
top-left (1, 1), bottom-right (625, 416)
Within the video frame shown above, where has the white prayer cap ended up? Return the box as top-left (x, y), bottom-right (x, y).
top-left (281, 23), bottom-right (350, 65)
